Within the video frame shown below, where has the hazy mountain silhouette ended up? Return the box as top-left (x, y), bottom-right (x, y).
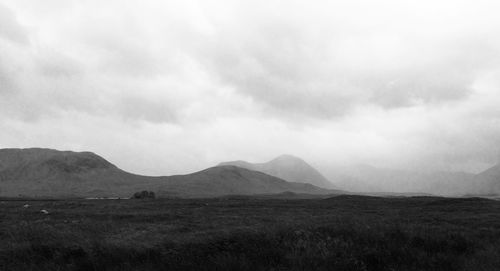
top-left (0, 148), bottom-right (335, 198)
top-left (332, 164), bottom-right (477, 196)
top-left (0, 148), bottom-right (161, 198)
top-left (4, 148), bottom-right (497, 198)
top-left (159, 166), bottom-right (330, 197)
top-left (474, 163), bottom-right (500, 195)
top-left (219, 154), bottom-right (335, 189)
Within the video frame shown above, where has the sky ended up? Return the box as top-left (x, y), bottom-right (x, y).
top-left (1, 0), bottom-right (500, 177)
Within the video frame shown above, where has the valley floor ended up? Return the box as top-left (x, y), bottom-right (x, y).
top-left (1, 195), bottom-right (500, 270)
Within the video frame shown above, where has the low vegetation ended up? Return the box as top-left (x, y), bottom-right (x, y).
top-left (131, 191), bottom-right (156, 199)
top-left (1, 196), bottom-right (500, 270)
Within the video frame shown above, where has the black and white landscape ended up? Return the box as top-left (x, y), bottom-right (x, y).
top-left (0, 148), bottom-right (338, 198)
top-left (2, 0), bottom-right (500, 270)
top-left (2, 147), bottom-right (500, 198)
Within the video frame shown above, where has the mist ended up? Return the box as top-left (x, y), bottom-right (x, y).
top-left (1, 0), bottom-right (500, 184)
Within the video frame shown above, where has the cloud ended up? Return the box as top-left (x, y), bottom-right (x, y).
top-left (116, 95), bottom-right (178, 124)
top-left (0, 3), bottom-right (29, 44)
top-left (1, 0), bottom-right (500, 177)
top-left (193, 1), bottom-right (500, 118)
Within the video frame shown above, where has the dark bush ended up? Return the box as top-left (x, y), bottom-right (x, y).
top-left (132, 191), bottom-right (156, 199)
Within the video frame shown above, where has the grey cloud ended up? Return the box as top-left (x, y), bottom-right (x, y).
top-left (0, 64), bottom-right (15, 95)
top-left (368, 73), bottom-right (473, 108)
top-left (2, 0), bottom-right (500, 176)
top-left (0, 3), bottom-right (29, 44)
top-left (0, 3), bottom-right (28, 96)
top-left (36, 51), bottom-right (83, 78)
top-left (93, 38), bottom-right (163, 77)
top-left (416, 118), bottom-right (500, 171)
top-left (191, 13), bottom-right (500, 119)
top-left (117, 95), bottom-right (178, 124)
top-left (75, 18), bottom-right (184, 78)
top-left (192, 24), bottom-right (357, 118)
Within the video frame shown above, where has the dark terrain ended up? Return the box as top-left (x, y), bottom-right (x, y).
top-left (1, 195), bottom-right (500, 271)
top-left (0, 148), bottom-right (336, 198)
top-left (2, 148), bottom-right (500, 198)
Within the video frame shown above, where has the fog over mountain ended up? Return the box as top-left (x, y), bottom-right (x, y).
top-left (475, 164), bottom-right (500, 195)
top-left (331, 165), bottom-right (476, 196)
top-left (219, 155), bottom-right (335, 189)
top-left (1, 0), bottom-right (500, 193)
top-left (0, 148), bottom-right (335, 198)
top-left (2, 147), bottom-right (500, 198)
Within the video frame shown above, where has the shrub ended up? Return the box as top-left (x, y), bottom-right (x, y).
top-left (131, 191), bottom-right (156, 199)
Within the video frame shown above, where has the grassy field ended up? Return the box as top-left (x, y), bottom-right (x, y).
top-left (1, 195), bottom-right (500, 270)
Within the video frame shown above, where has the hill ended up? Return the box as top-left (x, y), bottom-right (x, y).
top-left (0, 148), bottom-right (160, 198)
top-left (330, 164), bottom-right (477, 196)
top-left (0, 148), bottom-right (333, 198)
top-left (158, 166), bottom-right (329, 197)
top-left (219, 154), bottom-right (335, 189)
top-left (474, 163), bottom-right (500, 195)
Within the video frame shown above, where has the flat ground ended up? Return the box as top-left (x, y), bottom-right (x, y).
top-left (1, 195), bottom-right (500, 270)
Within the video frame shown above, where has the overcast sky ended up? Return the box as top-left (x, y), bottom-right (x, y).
top-left (1, 0), bottom-right (500, 176)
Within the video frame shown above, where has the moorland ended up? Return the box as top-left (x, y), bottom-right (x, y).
top-left (1, 195), bottom-right (500, 271)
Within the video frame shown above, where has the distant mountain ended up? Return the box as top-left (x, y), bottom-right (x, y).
top-left (474, 163), bottom-right (500, 195)
top-left (477, 164), bottom-right (500, 177)
top-left (159, 166), bottom-right (330, 197)
top-left (0, 148), bottom-right (335, 198)
top-left (0, 148), bottom-right (160, 198)
top-left (331, 164), bottom-right (476, 196)
top-left (219, 154), bottom-right (335, 189)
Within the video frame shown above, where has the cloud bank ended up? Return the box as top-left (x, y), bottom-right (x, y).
top-left (1, 0), bottom-right (500, 176)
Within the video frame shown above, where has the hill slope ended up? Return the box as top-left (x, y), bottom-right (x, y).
top-left (159, 166), bottom-right (329, 197)
top-left (331, 164), bottom-right (476, 196)
top-left (0, 148), bottom-right (333, 198)
top-left (474, 164), bottom-right (500, 195)
top-left (219, 154), bottom-right (335, 189)
top-left (0, 148), bottom-right (159, 198)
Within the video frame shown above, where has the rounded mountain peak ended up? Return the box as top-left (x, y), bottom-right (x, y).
top-left (218, 154), bottom-right (335, 189)
top-left (268, 154), bottom-right (307, 165)
top-left (0, 148), bottom-right (116, 173)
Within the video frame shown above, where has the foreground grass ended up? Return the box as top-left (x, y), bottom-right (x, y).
top-left (1, 196), bottom-right (500, 270)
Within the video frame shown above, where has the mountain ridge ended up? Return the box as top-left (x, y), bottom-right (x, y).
top-left (330, 163), bottom-right (498, 196)
top-left (0, 148), bottom-right (336, 198)
top-left (219, 154), bottom-right (335, 189)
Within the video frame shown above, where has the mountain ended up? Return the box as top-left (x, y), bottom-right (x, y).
top-left (158, 166), bottom-right (330, 197)
top-left (218, 154), bottom-right (335, 189)
top-left (0, 148), bottom-right (160, 198)
top-left (474, 163), bottom-right (500, 195)
top-left (331, 164), bottom-right (476, 196)
top-left (0, 148), bottom-right (335, 198)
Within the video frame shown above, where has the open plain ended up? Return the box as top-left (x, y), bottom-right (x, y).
top-left (1, 195), bottom-right (500, 271)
